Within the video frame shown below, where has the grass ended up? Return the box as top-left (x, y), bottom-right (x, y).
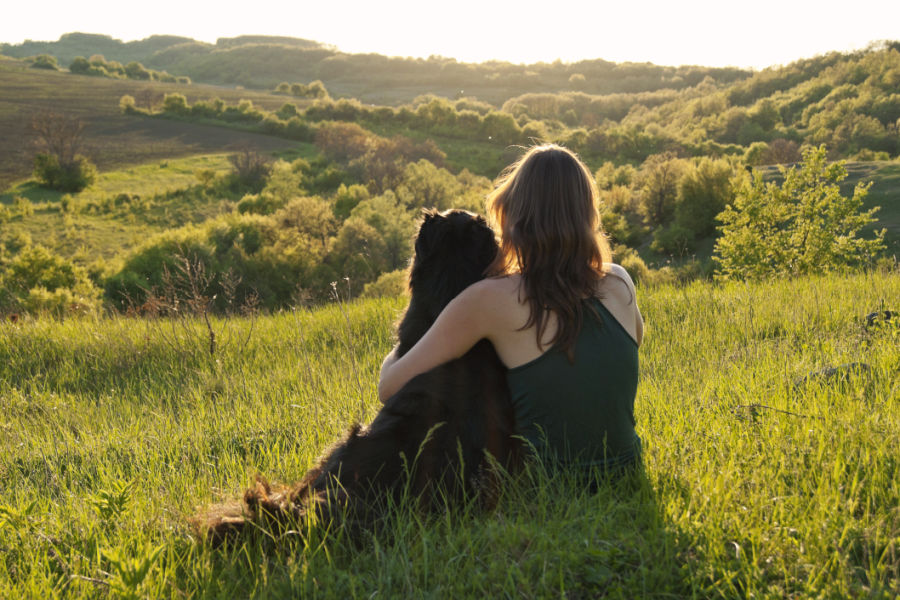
top-left (0, 57), bottom-right (302, 190)
top-left (0, 271), bottom-right (897, 597)
top-left (0, 154), bottom-right (246, 262)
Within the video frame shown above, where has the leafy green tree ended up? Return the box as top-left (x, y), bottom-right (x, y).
top-left (31, 54), bottom-right (58, 70)
top-left (637, 153), bottom-right (687, 227)
top-left (69, 56), bottom-right (91, 74)
top-left (162, 93), bottom-right (189, 115)
top-left (124, 61), bottom-right (151, 80)
top-left (714, 145), bottom-right (885, 279)
top-left (272, 196), bottom-right (336, 254)
top-left (29, 112), bottom-right (97, 192)
top-left (333, 183), bottom-right (370, 220)
top-left (394, 160), bottom-right (462, 211)
top-left (349, 191), bottom-right (417, 270)
top-left (673, 157), bottom-right (737, 238)
top-left (328, 217), bottom-right (388, 295)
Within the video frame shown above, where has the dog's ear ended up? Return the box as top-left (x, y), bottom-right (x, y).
top-left (415, 209), bottom-right (445, 257)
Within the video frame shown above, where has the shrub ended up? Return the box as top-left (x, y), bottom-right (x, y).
top-left (162, 93), bottom-right (190, 116)
top-left (363, 269), bottom-right (407, 298)
top-left (714, 145), bottom-right (886, 279)
top-left (69, 56), bottom-right (91, 74)
top-left (119, 95), bottom-right (137, 113)
top-left (31, 54), bottom-right (58, 70)
top-left (33, 153), bottom-right (97, 192)
top-left (0, 245), bottom-right (102, 316)
top-left (617, 250), bottom-right (650, 285)
top-left (227, 149), bottom-right (271, 193)
top-left (651, 222), bottom-right (695, 256)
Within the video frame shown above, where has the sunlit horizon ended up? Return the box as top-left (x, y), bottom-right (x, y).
top-left (4, 0), bottom-right (900, 70)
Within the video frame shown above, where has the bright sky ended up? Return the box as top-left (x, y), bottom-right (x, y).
top-left (4, 0), bottom-right (899, 69)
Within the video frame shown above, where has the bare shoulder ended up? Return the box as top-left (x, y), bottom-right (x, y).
top-left (465, 274), bottom-right (522, 308)
top-left (598, 263), bottom-right (638, 305)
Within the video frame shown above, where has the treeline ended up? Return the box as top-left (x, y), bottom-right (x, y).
top-left (25, 51), bottom-right (189, 83)
top-left (0, 130), bottom-right (492, 316)
top-left (1, 32), bottom-right (750, 103)
top-left (69, 54), bottom-right (190, 83)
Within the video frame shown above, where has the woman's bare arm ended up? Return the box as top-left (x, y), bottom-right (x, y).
top-left (377, 279), bottom-right (501, 402)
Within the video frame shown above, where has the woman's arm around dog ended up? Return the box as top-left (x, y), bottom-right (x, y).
top-left (378, 277), bottom-right (515, 402)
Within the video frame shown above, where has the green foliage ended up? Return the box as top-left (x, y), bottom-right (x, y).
top-left (347, 191), bottom-right (417, 271)
top-left (32, 153), bottom-right (97, 193)
top-left (0, 273), bottom-right (898, 596)
top-left (362, 268), bottom-right (407, 298)
top-left (0, 244), bottom-right (103, 315)
top-left (670, 157), bottom-right (739, 241)
top-left (637, 153), bottom-right (688, 227)
top-left (226, 148), bottom-right (271, 193)
top-left (332, 183), bottom-right (370, 221)
top-left (30, 54), bottom-right (58, 70)
top-left (714, 145), bottom-right (886, 279)
top-left (274, 79), bottom-right (330, 99)
top-left (102, 543), bottom-right (164, 599)
top-left (395, 159), bottom-right (463, 211)
top-left (90, 480), bottom-right (135, 521)
top-left (161, 93), bottom-right (189, 115)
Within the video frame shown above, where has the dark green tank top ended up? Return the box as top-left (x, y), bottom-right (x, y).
top-left (506, 297), bottom-right (641, 471)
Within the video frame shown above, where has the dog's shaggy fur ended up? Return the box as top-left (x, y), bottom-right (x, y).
top-left (198, 209), bottom-right (521, 544)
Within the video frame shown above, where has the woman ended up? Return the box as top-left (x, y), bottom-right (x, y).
top-left (378, 144), bottom-right (644, 478)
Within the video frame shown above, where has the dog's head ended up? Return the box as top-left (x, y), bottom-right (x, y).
top-left (398, 209), bottom-right (498, 349)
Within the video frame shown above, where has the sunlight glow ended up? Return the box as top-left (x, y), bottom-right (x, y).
top-left (4, 0), bottom-right (899, 69)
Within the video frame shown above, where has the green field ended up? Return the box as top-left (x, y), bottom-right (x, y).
top-left (0, 57), bottom-right (301, 190)
top-left (1, 273), bottom-right (897, 597)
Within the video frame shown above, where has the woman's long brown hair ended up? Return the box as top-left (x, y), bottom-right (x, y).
top-left (486, 144), bottom-right (612, 359)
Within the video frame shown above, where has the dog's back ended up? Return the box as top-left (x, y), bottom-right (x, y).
top-left (200, 209), bottom-right (520, 543)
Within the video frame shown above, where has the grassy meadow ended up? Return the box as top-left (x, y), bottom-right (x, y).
top-left (1, 272), bottom-right (898, 598)
top-left (0, 57), bottom-right (300, 190)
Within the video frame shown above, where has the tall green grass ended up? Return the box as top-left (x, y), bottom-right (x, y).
top-left (0, 272), bottom-right (897, 598)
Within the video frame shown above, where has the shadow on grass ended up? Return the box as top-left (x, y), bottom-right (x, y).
top-left (0, 180), bottom-right (62, 204)
top-left (176, 463), bottom-right (699, 598)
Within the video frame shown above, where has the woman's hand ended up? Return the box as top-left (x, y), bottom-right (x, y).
top-left (377, 346), bottom-right (400, 403)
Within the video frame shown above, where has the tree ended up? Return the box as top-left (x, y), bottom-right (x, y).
top-left (31, 54), bottom-right (58, 70)
top-left (637, 152), bottom-right (687, 227)
top-left (227, 147), bottom-right (271, 192)
top-left (29, 112), bottom-right (97, 192)
top-left (714, 145), bottom-right (885, 280)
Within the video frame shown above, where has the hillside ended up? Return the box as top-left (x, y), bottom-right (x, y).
top-left (1, 273), bottom-right (897, 597)
top-left (1, 40), bottom-right (898, 318)
top-left (1, 32), bottom-right (751, 104)
top-left (0, 56), bottom-right (300, 189)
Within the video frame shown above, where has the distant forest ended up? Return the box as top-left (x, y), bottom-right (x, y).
top-left (2, 32), bottom-right (750, 103)
top-left (1, 33), bottom-right (898, 314)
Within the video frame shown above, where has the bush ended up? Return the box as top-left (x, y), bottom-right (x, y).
top-left (651, 222), bottom-right (695, 255)
top-left (227, 149), bottom-right (271, 193)
top-left (673, 157), bottom-right (737, 238)
top-left (33, 153), bottom-right (97, 192)
top-left (363, 269), bottom-right (408, 298)
top-left (0, 245), bottom-right (102, 316)
top-left (714, 145), bottom-right (885, 279)
top-left (617, 250), bottom-right (650, 285)
top-left (162, 93), bottom-right (190, 116)
top-left (69, 56), bottom-right (91, 74)
top-left (31, 54), bottom-right (58, 70)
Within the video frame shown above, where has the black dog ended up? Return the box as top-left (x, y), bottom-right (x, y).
top-left (200, 209), bottom-right (521, 543)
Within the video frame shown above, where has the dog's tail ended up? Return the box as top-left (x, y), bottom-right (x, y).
top-left (193, 475), bottom-right (318, 546)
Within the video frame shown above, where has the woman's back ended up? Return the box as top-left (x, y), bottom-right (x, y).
top-left (379, 144), bottom-right (644, 471)
top-left (506, 296), bottom-right (640, 469)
